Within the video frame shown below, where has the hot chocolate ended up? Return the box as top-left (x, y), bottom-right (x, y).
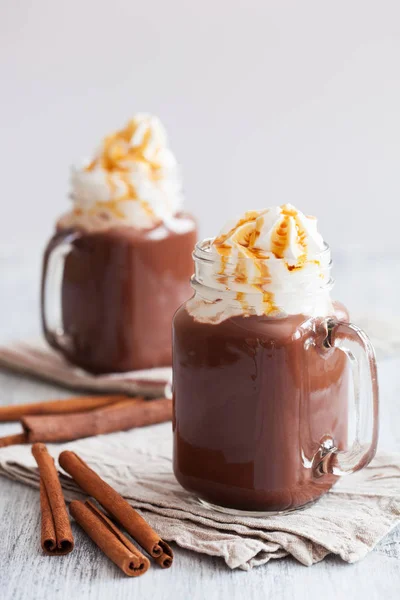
top-left (42, 114), bottom-right (196, 373)
top-left (172, 205), bottom-right (378, 513)
top-left (173, 307), bottom-right (348, 512)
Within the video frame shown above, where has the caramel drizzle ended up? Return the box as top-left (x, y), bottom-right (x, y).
top-left (216, 243), bottom-right (232, 276)
top-left (235, 292), bottom-right (249, 311)
top-left (85, 118), bottom-right (160, 220)
top-left (270, 204), bottom-right (309, 271)
top-left (212, 205), bottom-right (319, 314)
top-left (86, 120), bottom-right (161, 175)
top-left (214, 212), bottom-right (267, 274)
top-left (270, 215), bottom-right (290, 258)
top-left (214, 212), bottom-right (276, 314)
top-left (213, 211), bottom-right (262, 248)
top-left (119, 172), bottom-right (137, 200)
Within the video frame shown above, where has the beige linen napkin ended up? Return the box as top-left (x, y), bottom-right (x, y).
top-left (0, 340), bottom-right (171, 397)
top-left (0, 423), bottom-right (398, 570)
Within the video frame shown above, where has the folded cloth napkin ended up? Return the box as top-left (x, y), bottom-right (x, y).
top-left (0, 423), bottom-right (398, 570)
top-left (0, 340), bottom-right (171, 397)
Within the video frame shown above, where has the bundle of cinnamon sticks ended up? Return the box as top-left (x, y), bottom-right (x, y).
top-left (0, 394), bottom-right (172, 447)
top-left (31, 443), bottom-right (173, 576)
top-left (0, 394), bottom-right (174, 576)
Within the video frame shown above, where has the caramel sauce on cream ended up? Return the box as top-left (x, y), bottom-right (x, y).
top-left (212, 205), bottom-right (320, 315)
top-left (84, 118), bottom-right (161, 219)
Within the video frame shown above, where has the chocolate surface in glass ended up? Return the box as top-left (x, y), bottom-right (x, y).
top-left (173, 304), bottom-right (349, 512)
top-left (43, 216), bottom-right (196, 373)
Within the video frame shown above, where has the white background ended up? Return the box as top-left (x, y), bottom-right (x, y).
top-left (1, 0), bottom-right (400, 252)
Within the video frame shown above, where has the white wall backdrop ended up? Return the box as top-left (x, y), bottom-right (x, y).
top-left (1, 0), bottom-right (400, 252)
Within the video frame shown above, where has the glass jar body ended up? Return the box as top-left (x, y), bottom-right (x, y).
top-left (173, 296), bottom-right (350, 513)
top-left (42, 217), bottom-right (197, 373)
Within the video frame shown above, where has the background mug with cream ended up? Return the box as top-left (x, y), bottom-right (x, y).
top-left (172, 205), bottom-right (379, 514)
top-left (41, 114), bottom-right (197, 373)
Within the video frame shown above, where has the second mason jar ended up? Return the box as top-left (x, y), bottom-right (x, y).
top-left (41, 113), bottom-right (197, 373)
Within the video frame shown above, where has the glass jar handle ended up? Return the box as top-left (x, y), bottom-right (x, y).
top-left (312, 318), bottom-right (379, 477)
top-left (41, 230), bottom-right (80, 352)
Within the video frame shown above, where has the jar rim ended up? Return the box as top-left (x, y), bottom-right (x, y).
top-left (193, 237), bottom-right (331, 267)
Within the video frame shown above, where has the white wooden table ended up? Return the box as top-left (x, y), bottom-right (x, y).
top-left (0, 243), bottom-right (399, 600)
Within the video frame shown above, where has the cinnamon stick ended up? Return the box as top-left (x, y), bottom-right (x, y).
top-left (69, 500), bottom-right (150, 576)
top-left (0, 432), bottom-right (28, 448)
top-left (59, 450), bottom-right (173, 568)
top-left (21, 398), bottom-right (172, 444)
top-left (0, 395), bottom-right (128, 422)
top-left (32, 443), bottom-right (74, 555)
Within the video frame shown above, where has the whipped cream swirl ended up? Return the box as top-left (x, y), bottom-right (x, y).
top-left (187, 204), bottom-right (333, 323)
top-left (59, 114), bottom-right (187, 232)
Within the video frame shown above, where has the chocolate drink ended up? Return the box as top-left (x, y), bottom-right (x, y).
top-left (42, 113), bottom-right (198, 374)
top-left (173, 304), bottom-right (349, 513)
top-left (43, 217), bottom-right (196, 373)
